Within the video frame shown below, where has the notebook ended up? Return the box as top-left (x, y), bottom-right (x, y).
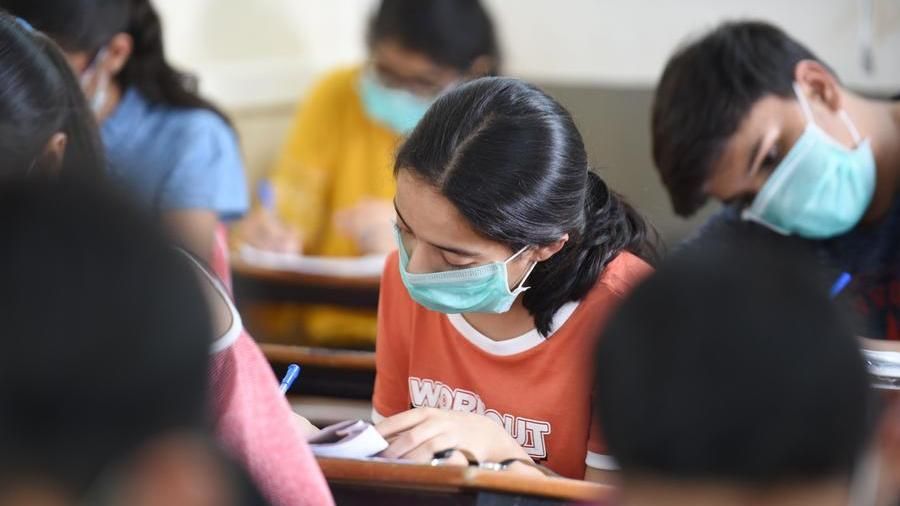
top-left (307, 420), bottom-right (389, 459)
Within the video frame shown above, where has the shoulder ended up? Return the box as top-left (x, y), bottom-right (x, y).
top-left (298, 66), bottom-right (363, 114)
top-left (380, 250), bottom-right (406, 298)
top-left (592, 251), bottom-right (654, 300)
top-left (378, 250), bottom-right (426, 333)
top-left (309, 66), bottom-right (362, 99)
top-left (164, 107), bottom-right (237, 149)
top-left (147, 106), bottom-right (242, 173)
top-left (120, 88), bottom-right (235, 149)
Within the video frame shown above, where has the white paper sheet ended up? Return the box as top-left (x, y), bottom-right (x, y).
top-left (239, 245), bottom-right (387, 278)
top-left (863, 349), bottom-right (900, 390)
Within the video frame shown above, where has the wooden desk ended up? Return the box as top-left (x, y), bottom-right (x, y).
top-left (231, 260), bottom-right (381, 310)
top-left (318, 457), bottom-right (611, 505)
top-left (261, 343), bottom-right (375, 371)
top-left (263, 344), bottom-right (376, 400)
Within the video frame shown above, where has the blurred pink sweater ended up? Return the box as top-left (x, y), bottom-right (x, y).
top-left (209, 332), bottom-right (334, 506)
top-left (209, 226), bottom-right (334, 506)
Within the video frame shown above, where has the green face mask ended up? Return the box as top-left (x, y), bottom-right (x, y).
top-left (359, 68), bottom-right (435, 135)
top-left (741, 83), bottom-right (876, 239)
top-left (394, 226), bottom-right (536, 314)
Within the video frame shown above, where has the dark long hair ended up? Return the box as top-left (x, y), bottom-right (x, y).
top-left (368, 0), bottom-right (500, 74)
top-left (396, 77), bottom-right (658, 336)
top-left (0, 12), bottom-right (105, 179)
top-left (1, 0), bottom-right (230, 123)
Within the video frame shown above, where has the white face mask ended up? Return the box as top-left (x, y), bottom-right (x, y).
top-left (79, 48), bottom-right (110, 117)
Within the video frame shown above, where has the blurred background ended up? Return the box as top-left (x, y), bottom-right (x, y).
top-left (154, 0), bottom-right (900, 245)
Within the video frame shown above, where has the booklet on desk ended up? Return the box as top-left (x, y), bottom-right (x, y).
top-left (863, 349), bottom-right (900, 390)
top-left (239, 245), bottom-right (387, 278)
top-left (307, 420), bottom-right (389, 459)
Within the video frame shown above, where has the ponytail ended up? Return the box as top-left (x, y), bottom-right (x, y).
top-left (118, 0), bottom-right (231, 124)
top-left (522, 172), bottom-right (658, 335)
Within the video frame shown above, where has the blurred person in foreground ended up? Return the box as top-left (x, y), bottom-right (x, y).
top-left (0, 179), bottom-right (268, 506)
top-left (594, 233), bottom-right (899, 505)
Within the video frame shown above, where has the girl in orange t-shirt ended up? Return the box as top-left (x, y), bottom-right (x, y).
top-left (373, 77), bottom-right (658, 481)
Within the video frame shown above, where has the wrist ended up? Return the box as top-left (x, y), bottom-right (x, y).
top-left (493, 431), bottom-right (531, 463)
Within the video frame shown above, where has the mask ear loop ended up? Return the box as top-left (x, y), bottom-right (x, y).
top-left (838, 109), bottom-right (863, 146)
top-left (793, 82), bottom-right (863, 146)
top-left (792, 82), bottom-right (817, 125)
top-left (504, 245), bottom-right (538, 292)
top-left (514, 261), bottom-right (538, 291)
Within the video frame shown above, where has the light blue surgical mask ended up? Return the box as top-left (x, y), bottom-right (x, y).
top-left (394, 226), bottom-right (537, 314)
top-left (741, 83), bottom-right (876, 239)
top-left (358, 67), bottom-right (437, 135)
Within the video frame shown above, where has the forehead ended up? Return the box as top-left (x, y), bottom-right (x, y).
top-left (395, 170), bottom-right (498, 248)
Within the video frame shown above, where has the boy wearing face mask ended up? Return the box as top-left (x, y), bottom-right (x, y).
top-left (236, 0), bottom-right (499, 346)
top-left (651, 21), bottom-right (900, 342)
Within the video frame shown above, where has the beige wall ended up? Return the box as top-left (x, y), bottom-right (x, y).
top-left (152, 0), bottom-right (899, 243)
top-left (156, 0), bottom-right (900, 108)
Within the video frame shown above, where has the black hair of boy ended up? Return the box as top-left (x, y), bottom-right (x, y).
top-left (651, 21), bottom-right (833, 216)
top-left (594, 236), bottom-right (872, 484)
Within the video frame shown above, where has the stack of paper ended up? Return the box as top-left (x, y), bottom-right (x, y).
top-left (307, 420), bottom-right (389, 459)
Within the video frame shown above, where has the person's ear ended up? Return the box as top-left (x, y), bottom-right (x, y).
top-left (466, 55), bottom-right (496, 78)
top-left (103, 32), bottom-right (133, 75)
top-left (34, 132), bottom-right (67, 175)
top-left (529, 234), bottom-right (569, 263)
top-left (794, 59), bottom-right (844, 113)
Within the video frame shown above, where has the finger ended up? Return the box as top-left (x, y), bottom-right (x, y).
top-left (379, 418), bottom-right (448, 459)
top-left (401, 434), bottom-right (465, 464)
top-left (284, 233), bottom-right (302, 255)
top-left (375, 408), bottom-right (434, 438)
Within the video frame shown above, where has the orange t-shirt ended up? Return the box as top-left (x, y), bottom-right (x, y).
top-left (372, 250), bottom-right (652, 479)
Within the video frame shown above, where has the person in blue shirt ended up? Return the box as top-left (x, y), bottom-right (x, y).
top-left (3, 0), bottom-right (249, 262)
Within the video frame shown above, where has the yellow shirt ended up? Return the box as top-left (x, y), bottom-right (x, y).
top-left (259, 66), bottom-right (401, 345)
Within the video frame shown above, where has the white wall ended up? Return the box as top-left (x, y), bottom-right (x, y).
top-left (153, 0), bottom-right (900, 109)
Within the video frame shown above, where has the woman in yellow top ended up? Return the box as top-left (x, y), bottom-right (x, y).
top-left (239, 0), bottom-right (500, 345)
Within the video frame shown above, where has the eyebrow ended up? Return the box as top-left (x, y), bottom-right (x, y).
top-left (393, 200), bottom-right (482, 258)
top-left (376, 62), bottom-right (444, 88)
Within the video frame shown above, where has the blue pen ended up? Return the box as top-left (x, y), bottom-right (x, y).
top-left (829, 272), bottom-right (852, 299)
top-left (258, 180), bottom-right (275, 211)
top-left (279, 364), bottom-right (301, 395)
